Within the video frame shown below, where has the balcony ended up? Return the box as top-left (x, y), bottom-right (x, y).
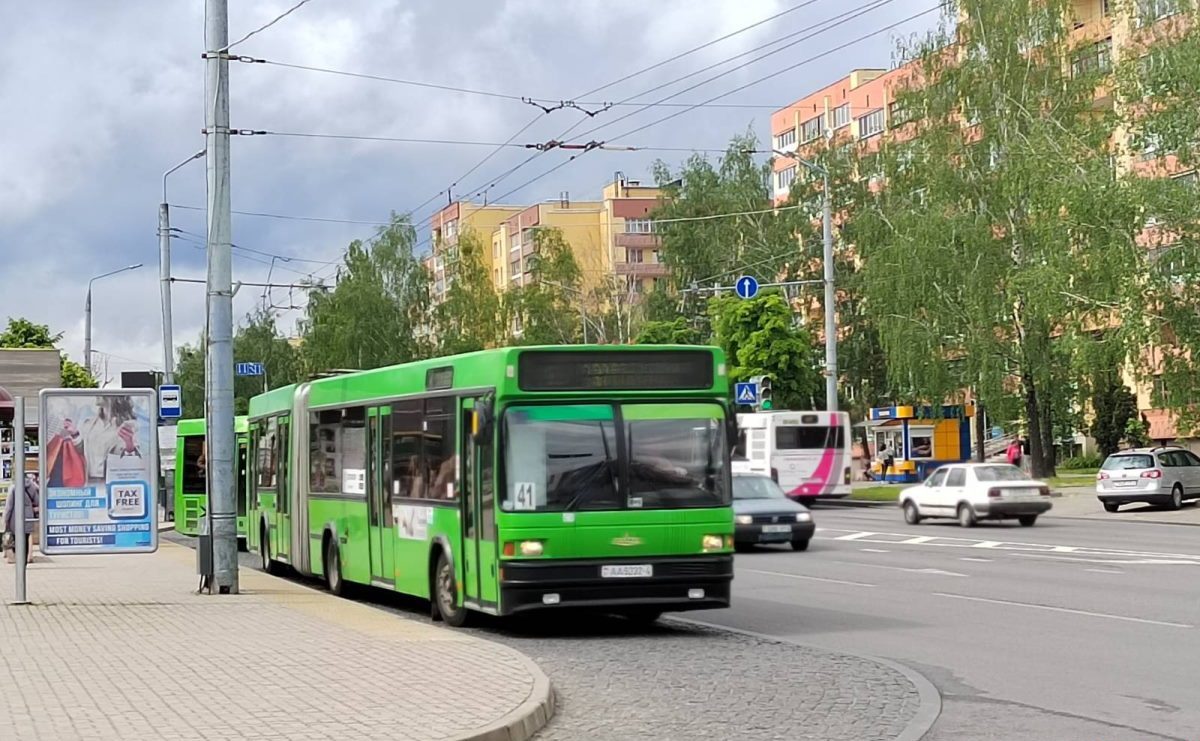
top-left (614, 261), bottom-right (670, 277)
top-left (614, 233), bottom-right (660, 249)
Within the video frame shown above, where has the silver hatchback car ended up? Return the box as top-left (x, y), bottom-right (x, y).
top-left (1096, 447), bottom-right (1200, 512)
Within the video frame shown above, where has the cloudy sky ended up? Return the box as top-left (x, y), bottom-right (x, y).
top-left (0, 0), bottom-right (939, 386)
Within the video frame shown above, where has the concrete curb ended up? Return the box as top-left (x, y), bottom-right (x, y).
top-left (818, 498), bottom-right (896, 509)
top-left (670, 617), bottom-right (941, 741)
top-left (449, 653), bottom-right (555, 741)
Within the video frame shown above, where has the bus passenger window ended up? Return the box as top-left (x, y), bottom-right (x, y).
top-left (425, 416), bottom-right (456, 500)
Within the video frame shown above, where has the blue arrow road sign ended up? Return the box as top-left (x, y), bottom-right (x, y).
top-left (159, 385), bottom-right (182, 419)
top-left (235, 362), bottom-right (264, 377)
top-left (735, 382), bottom-right (759, 405)
top-left (735, 275), bottom-right (759, 300)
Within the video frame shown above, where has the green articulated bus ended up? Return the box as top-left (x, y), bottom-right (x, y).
top-left (247, 345), bottom-right (736, 625)
top-left (174, 416), bottom-right (251, 548)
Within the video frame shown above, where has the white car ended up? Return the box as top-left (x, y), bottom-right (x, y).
top-left (899, 463), bottom-right (1053, 527)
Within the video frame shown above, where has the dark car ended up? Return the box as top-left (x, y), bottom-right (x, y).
top-left (733, 473), bottom-right (815, 551)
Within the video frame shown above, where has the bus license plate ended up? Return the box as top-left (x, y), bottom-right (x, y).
top-left (762, 525), bottom-right (792, 533)
top-left (601, 564), bottom-right (653, 578)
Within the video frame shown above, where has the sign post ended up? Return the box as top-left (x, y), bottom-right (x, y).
top-left (38, 389), bottom-right (159, 556)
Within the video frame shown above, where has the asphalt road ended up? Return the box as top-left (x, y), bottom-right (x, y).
top-left (692, 504), bottom-right (1200, 741)
top-left (169, 532), bottom-right (922, 740)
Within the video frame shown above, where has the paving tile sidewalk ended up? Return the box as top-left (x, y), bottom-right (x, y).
top-left (0, 542), bottom-right (552, 741)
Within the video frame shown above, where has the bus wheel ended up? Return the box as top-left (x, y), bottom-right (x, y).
top-left (324, 537), bottom-right (345, 597)
top-left (434, 552), bottom-right (468, 627)
top-left (259, 526), bottom-right (276, 575)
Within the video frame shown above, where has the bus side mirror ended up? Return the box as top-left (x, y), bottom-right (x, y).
top-left (472, 393), bottom-right (495, 442)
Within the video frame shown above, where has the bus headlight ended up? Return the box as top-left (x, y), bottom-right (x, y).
top-left (795, 512), bottom-right (812, 523)
top-left (519, 540), bottom-right (544, 557)
top-left (734, 515), bottom-right (752, 525)
top-left (701, 534), bottom-right (725, 552)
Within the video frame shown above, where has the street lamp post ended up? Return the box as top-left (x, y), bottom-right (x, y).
top-left (161, 150), bottom-right (206, 386)
top-left (772, 149), bottom-right (838, 413)
top-left (84, 264), bottom-right (144, 376)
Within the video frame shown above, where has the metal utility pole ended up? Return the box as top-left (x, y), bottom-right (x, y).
top-left (768, 148), bottom-right (839, 413)
top-left (161, 151), bottom-right (205, 386)
top-left (85, 264), bottom-right (144, 376)
top-left (205, 0), bottom-right (238, 594)
top-left (821, 170), bottom-right (838, 413)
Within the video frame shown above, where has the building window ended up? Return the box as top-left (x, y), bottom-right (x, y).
top-left (1153, 374), bottom-right (1168, 403)
top-left (888, 99), bottom-right (912, 127)
top-left (652, 249), bottom-right (661, 263)
top-left (625, 218), bottom-right (656, 234)
top-left (775, 128), bottom-right (797, 149)
top-left (444, 219), bottom-right (458, 240)
top-left (1137, 0), bottom-right (1181, 26)
top-left (800, 115), bottom-right (824, 143)
top-left (858, 109), bottom-right (885, 140)
top-left (510, 259), bottom-right (520, 276)
top-left (832, 104), bottom-right (851, 130)
top-left (627, 248), bottom-right (644, 263)
top-left (776, 165), bottom-right (798, 191)
top-left (1072, 38), bottom-right (1112, 77)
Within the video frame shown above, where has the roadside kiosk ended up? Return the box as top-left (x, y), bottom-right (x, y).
top-left (868, 403), bottom-right (974, 483)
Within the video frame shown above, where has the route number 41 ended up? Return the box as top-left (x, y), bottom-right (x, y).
top-left (514, 482), bottom-right (537, 511)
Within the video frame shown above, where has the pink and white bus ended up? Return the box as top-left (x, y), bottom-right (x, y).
top-left (734, 411), bottom-right (853, 502)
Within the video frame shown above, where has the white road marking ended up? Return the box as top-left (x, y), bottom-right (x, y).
top-left (860, 548), bottom-right (890, 553)
top-left (1011, 553), bottom-right (1200, 566)
top-left (845, 562), bottom-right (968, 578)
top-left (960, 557), bottom-right (992, 562)
top-left (814, 528), bottom-right (1200, 563)
top-left (933, 592), bottom-right (1193, 629)
top-left (1086, 568), bottom-right (1124, 574)
top-left (741, 568), bottom-right (876, 588)
top-left (835, 532), bottom-right (877, 541)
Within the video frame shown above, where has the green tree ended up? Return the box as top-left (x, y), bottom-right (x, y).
top-left (854, 0), bottom-right (1146, 477)
top-left (1114, 0), bottom-right (1200, 433)
top-left (172, 310), bottom-right (302, 418)
top-left (0, 317), bottom-right (98, 388)
top-left (1090, 370), bottom-right (1138, 458)
top-left (634, 317), bottom-right (704, 345)
top-left (0, 317), bottom-right (60, 348)
top-left (651, 131), bottom-right (803, 292)
top-left (708, 292), bottom-right (823, 409)
top-left (434, 229), bottom-right (504, 355)
top-left (300, 216), bottom-right (432, 371)
top-left (507, 228), bottom-right (584, 345)
top-left (1125, 413), bottom-right (1152, 448)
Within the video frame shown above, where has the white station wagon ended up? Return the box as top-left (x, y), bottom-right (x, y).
top-left (900, 463), bottom-right (1053, 528)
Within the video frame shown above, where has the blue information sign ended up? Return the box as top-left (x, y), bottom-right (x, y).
top-left (38, 389), bottom-right (159, 555)
top-left (235, 362), bottom-right (264, 377)
top-left (734, 382), bottom-right (759, 405)
top-left (159, 384), bottom-right (182, 419)
top-left (735, 275), bottom-right (759, 299)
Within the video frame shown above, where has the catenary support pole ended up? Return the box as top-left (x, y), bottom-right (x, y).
top-left (159, 203), bottom-right (175, 385)
top-left (205, 0), bottom-right (238, 594)
top-left (822, 171), bottom-right (838, 413)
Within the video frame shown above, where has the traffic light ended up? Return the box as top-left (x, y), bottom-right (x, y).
top-left (758, 375), bottom-right (773, 411)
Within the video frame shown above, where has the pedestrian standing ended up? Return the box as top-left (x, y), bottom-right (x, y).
top-left (3, 472), bottom-right (39, 564)
top-left (1007, 436), bottom-right (1025, 472)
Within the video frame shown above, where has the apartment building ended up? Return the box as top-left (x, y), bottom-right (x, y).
top-left (424, 201), bottom-right (524, 303)
top-left (494, 196), bottom-right (606, 291)
top-left (603, 176), bottom-right (670, 298)
top-left (770, 0), bottom-right (1198, 447)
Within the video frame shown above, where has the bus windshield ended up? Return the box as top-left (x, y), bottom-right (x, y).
top-left (502, 403), bottom-right (729, 512)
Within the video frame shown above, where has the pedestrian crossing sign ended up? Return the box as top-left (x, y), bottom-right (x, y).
top-left (735, 382), bottom-right (759, 405)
